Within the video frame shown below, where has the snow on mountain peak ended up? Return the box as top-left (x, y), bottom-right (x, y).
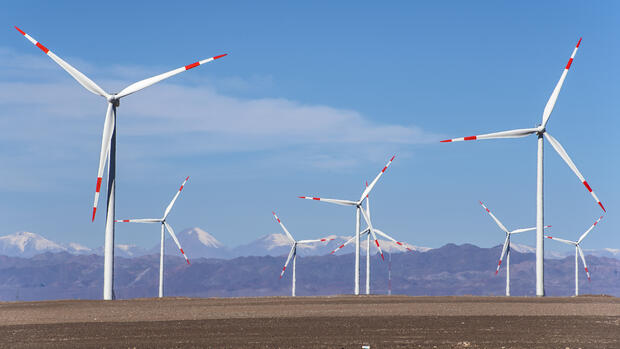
top-left (182, 227), bottom-right (223, 248)
top-left (0, 231), bottom-right (65, 253)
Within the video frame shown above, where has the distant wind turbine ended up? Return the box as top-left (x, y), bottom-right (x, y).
top-left (299, 155), bottom-right (395, 295)
top-left (116, 177), bottom-right (191, 298)
top-left (441, 38), bottom-right (605, 296)
top-left (479, 201), bottom-right (550, 296)
top-left (545, 216), bottom-right (603, 296)
top-left (15, 26), bottom-right (226, 300)
top-left (272, 211), bottom-right (334, 296)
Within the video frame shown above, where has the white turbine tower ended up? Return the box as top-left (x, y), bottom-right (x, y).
top-left (330, 184), bottom-right (414, 295)
top-left (15, 27), bottom-right (226, 300)
top-left (116, 176), bottom-right (191, 298)
top-left (299, 155), bottom-right (395, 295)
top-left (272, 211), bottom-right (334, 296)
top-left (441, 38), bottom-right (605, 296)
top-left (479, 201), bottom-right (550, 296)
top-left (545, 215), bottom-right (603, 296)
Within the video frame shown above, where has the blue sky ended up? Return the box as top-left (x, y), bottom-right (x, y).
top-left (0, 1), bottom-right (617, 253)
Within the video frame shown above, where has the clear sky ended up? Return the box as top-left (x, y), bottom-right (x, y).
top-left (0, 1), bottom-right (617, 253)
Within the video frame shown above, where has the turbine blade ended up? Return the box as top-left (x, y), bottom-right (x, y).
top-left (369, 229), bottom-right (384, 261)
top-left (280, 245), bottom-right (296, 278)
top-left (92, 104), bottom-right (115, 222)
top-left (578, 215), bottom-right (604, 243)
top-left (272, 211), bottom-right (295, 242)
top-left (359, 155), bottom-right (396, 202)
top-left (298, 196), bottom-right (357, 206)
top-left (163, 176), bottom-right (190, 219)
top-left (541, 38), bottom-right (581, 128)
top-left (116, 54), bottom-right (227, 99)
top-left (164, 222), bottom-right (190, 264)
top-left (495, 235), bottom-right (510, 275)
top-left (440, 128), bottom-right (538, 143)
top-left (479, 201), bottom-right (510, 234)
top-left (115, 218), bottom-right (161, 223)
top-left (545, 235), bottom-right (577, 245)
top-left (544, 132), bottom-right (605, 212)
top-left (510, 225), bottom-right (551, 234)
top-left (15, 26), bottom-right (108, 98)
top-left (329, 230), bottom-right (369, 255)
top-left (577, 245), bottom-right (591, 281)
top-left (374, 229), bottom-right (415, 253)
top-left (297, 237), bottom-right (335, 244)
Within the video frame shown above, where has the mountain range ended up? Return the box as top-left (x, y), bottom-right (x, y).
top-left (1, 229), bottom-right (618, 260)
top-left (0, 243), bottom-right (618, 302)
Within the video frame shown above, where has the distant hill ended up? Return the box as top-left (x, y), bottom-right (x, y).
top-left (0, 243), bottom-right (618, 301)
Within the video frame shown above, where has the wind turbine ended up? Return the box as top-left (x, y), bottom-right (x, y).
top-left (15, 27), bottom-right (226, 300)
top-left (479, 201), bottom-right (550, 296)
top-left (330, 183), bottom-right (414, 295)
top-left (116, 176), bottom-right (191, 298)
top-left (299, 155), bottom-right (395, 295)
top-left (272, 211), bottom-right (334, 296)
top-left (545, 215), bottom-right (603, 296)
top-left (441, 38), bottom-right (605, 296)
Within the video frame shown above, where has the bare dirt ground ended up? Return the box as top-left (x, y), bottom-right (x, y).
top-left (0, 295), bottom-right (618, 348)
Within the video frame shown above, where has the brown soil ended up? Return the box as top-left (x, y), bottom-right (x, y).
top-left (1, 295), bottom-right (618, 348)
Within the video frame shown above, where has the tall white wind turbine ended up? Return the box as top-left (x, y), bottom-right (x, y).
top-left (272, 211), bottom-right (334, 296)
top-left (545, 215), bottom-right (603, 296)
top-left (441, 38), bottom-right (605, 296)
top-left (15, 27), bottom-right (226, 300)
top-left (479, 201), bottom-right (550, 296)
top-left (116, 177), bottom-right (191, 298)
top-left (299, 155), bottom-right (395, 295)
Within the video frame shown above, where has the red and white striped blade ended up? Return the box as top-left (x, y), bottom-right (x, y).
top-left (298, 237), bottom-right (335, 244)
top-left (92, 103), bottom-right (115, 222)
top-left (479, 201), bottom-right (510, 234)
top-left (369, 229), bottom-right (384, 261)
top-left (495, 235), bottom-right (510, 275)
top-left (541, 38), bottom-right (581, 128)
top-left (163, 176), bottom-right (190, 219)
top-left (115, 218), bottom-right (161, 223)
top-left (577, 245), bottom-right (590, 281)
top-left (164, 222), bottom-right (190, 264)
top-left (510, 225), bottom-right (551, 234)
top-left (373, 229), bottom-right (415, 253)
top-left (272, 211), bottom-right (295, 242)
top-left (578, 215), bottom-right (604, 244)
top-left (298, 196), bottom-right (357, 206)
top-left (545, 235), bottom-right (576, 245)
top-left (329, 229), bottom-right (369, 255)
top-left (115, 54), bottom-right (227, 99)
top-left (15, 27), bottom-right (109, 98)
top-left (440, 128), bottom-right (538, 143)
top-left (280, 245), bottom-right (296, 279)
top-left (359, 155), bottom-right (395, 202)
top-left (544, 132), bottom-right (605, 212)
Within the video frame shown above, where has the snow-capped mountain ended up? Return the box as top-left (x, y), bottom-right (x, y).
top-left (158, 227), bottom-right (227, 259)
top-left (231, 233), bottom-right (432, 258)
top-left (0, 232), bottom-right (67, 257)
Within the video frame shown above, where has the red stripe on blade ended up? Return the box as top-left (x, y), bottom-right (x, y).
top-left (576, 38), bottom-right (582, 48)
top-left (35, 42), bottom-right (49, 54)
top-left (213, 54), bottom-right (227, 60)
top-left (375, 240), bottom-right (380, 247)
top-left (464, 136), bottom-right (477, 141)
top-left (440, 139), bottom-right (452, 142)
top-left (312, 197), bottom-right (320, 200)
top-left (583, 181), bottom-right (592, 192)
top-left (179, 185), bottom-right (184, 191)
top-left (95, 177), bottom-right (103, 193)
top-left (566, 58), bottom-right (573, 70)
top-left (185, 62), bottom-right (200, 70)
top-left (91, 207), bottom-right (97, 222)
top-left (381, 166), bottom-right (387, 173)
top-left (547, 236), bottom-right (553, 239)
top-left (123, 220), bottom-right (130, 222)
top-left (598, 202), bottom-right (606, 212)
top-left (14, 26), bottom-right (25, 35)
